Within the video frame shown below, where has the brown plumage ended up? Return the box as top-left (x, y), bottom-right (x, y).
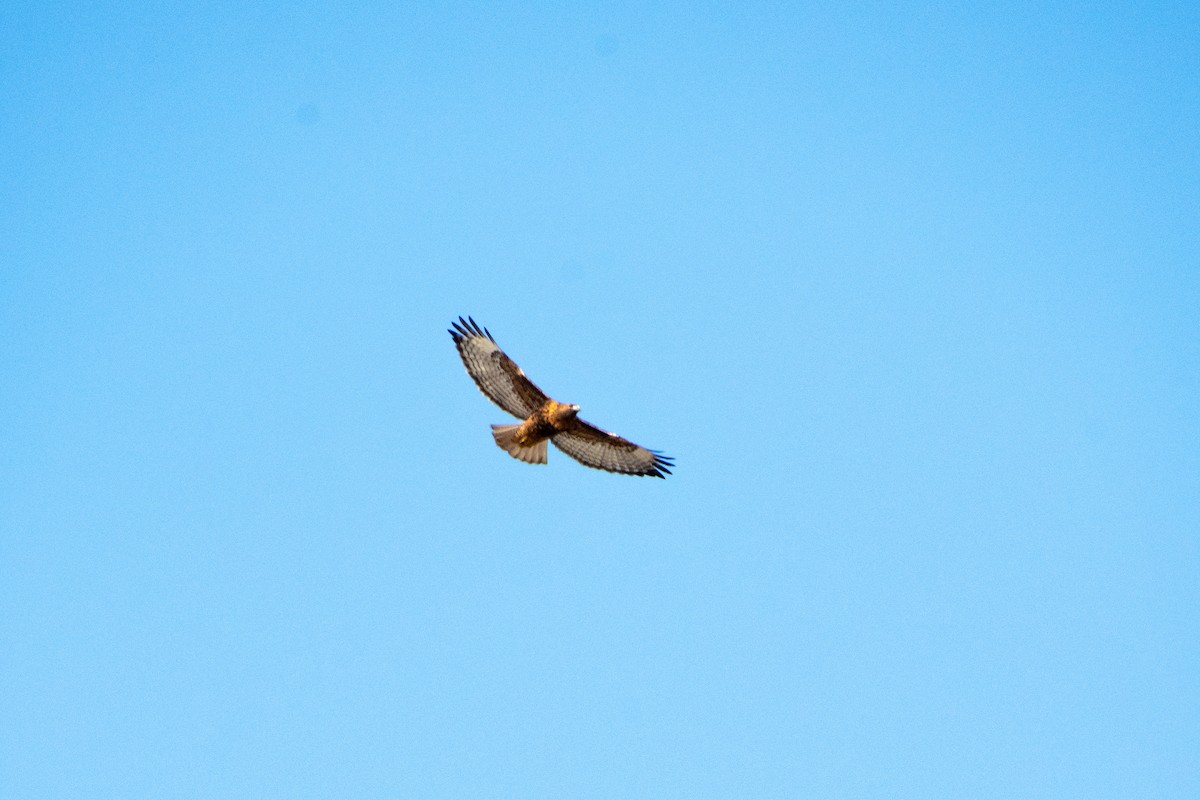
top-left (449, 316), bottom-right (673, 478)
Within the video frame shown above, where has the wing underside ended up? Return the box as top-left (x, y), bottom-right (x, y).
top-left (552, 419), bottom-right (673, 478)
top-left (449, 316), bottom-right (549, 418)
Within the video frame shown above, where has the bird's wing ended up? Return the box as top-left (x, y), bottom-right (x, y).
top-left (551, 418), bottom-right (673, 478)
top-left (449, 316), bottom-right (549, 418)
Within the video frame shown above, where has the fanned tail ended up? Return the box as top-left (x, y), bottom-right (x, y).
top-left (491, 424), bottom-right (548, 465)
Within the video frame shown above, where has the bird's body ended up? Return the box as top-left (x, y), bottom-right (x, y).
top-left (505, 399), bottom-right (580, 447)
top-left (489, 399), bottom-right (578, 465)
top-left (449, 317), bottom-right (673, 478)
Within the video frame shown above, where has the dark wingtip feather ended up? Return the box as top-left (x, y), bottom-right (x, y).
top-left (648, 449), bottom-right (675, 475)
top-left (639, 452), bottom-right (673, 478)
top-left (451, 316), bottom-right (496, 343)
top-left (654, 452), bottom-right (674, 477)
top-left (450, 316), bottom-right (490, 344)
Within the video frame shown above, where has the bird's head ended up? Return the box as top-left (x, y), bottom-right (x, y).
top-left (549, 401), bottom-right (580, 423)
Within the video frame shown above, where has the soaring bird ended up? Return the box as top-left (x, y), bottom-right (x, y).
top-left (449, 316), bottom-right (673, 478)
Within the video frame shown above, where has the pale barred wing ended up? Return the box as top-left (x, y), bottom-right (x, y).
top-left (551, 419), bottom-right (674, 478)
top-left (449, 316), bottom-right (549, 419)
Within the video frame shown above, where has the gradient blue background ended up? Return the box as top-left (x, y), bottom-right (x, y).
top-left (3, 3), bottom-right (1197, 797)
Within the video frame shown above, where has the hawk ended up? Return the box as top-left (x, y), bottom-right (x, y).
top-left (449, 316), bottom-right (673, 478)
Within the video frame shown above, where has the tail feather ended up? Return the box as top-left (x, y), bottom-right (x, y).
top-left (491, 424), bottom-right (548, 465)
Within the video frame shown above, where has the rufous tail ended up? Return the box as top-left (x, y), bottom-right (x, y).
top-left (490, 424), bottom-right (548, 465)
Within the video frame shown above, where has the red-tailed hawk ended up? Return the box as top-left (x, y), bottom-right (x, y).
top-left (449, 316), bottom-right (674, 478)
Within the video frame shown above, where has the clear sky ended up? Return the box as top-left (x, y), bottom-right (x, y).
top-left (2, 3), bottom-right (1197, 797)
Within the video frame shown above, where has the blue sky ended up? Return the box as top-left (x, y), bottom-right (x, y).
top-left (2, 2), bottom-right (1197, 797)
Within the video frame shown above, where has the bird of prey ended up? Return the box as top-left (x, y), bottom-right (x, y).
top-left (449, 316), bottom-right (673, 478)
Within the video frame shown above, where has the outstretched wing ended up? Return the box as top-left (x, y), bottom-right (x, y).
top-left (449, 316), bottom-right (549, 419)
top-left (552, 419), bottom-right (674, 478)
